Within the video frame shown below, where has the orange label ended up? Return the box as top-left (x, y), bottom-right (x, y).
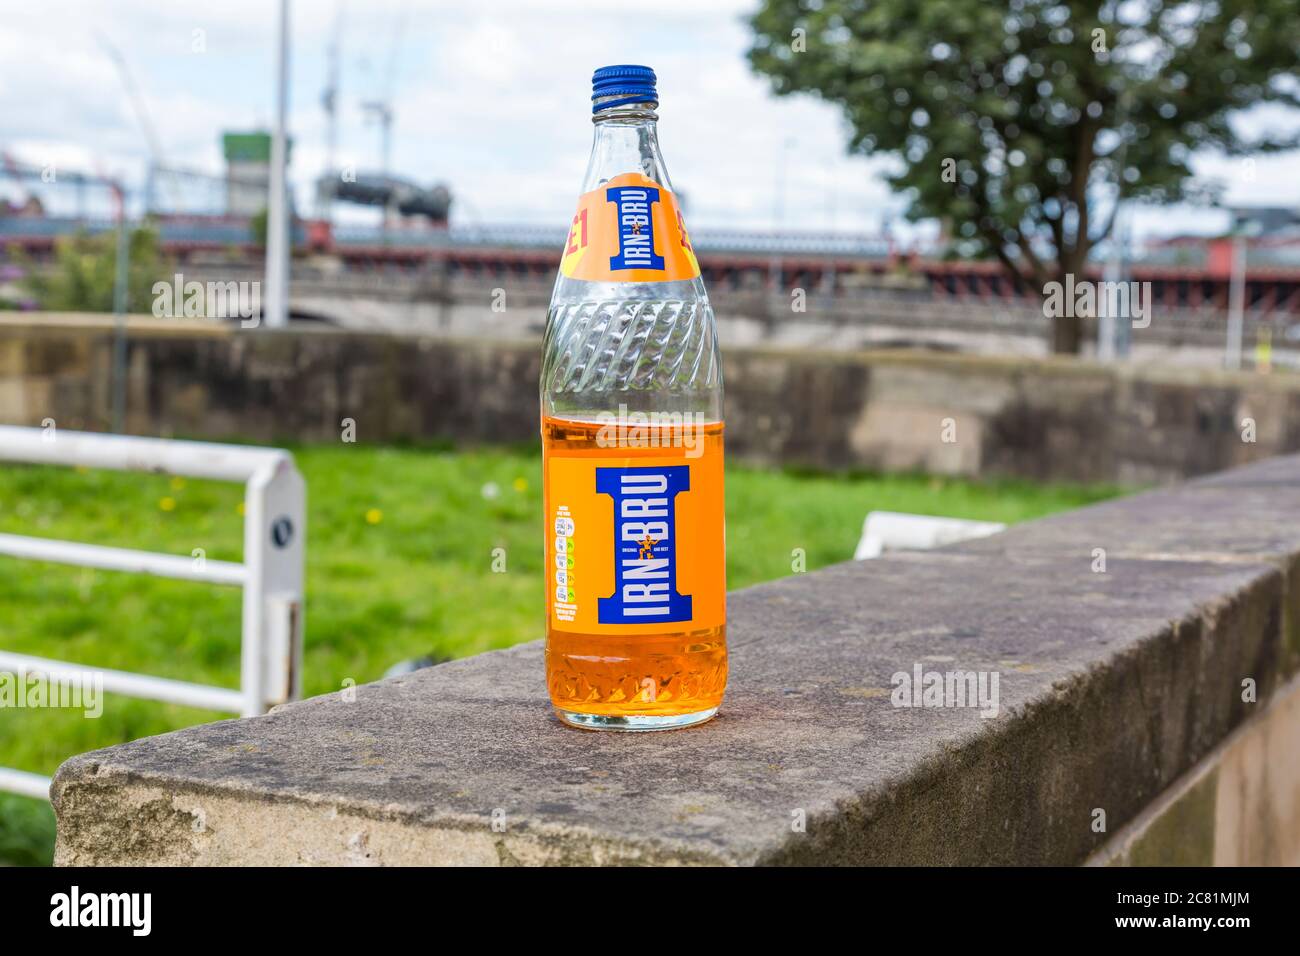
top-left (545, 440), bottom-right (724, 635)
top-left (560, 172), bottom-right (700, 283)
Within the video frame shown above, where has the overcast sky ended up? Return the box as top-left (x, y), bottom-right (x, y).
top-left (2, 0), bottom-right (1297, 242)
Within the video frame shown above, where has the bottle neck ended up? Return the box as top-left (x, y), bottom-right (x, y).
top-left (582, 102), bottom-right (672, 193)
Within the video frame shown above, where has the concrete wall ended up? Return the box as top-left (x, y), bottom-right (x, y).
top-left (1087, 677), bottom-right (1300, 867)
top-left (2, 313), bottom-right (1297, 484)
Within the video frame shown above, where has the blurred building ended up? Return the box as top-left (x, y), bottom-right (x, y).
top-left (222, 131), bottom-right (292, 217)
top-left (1, 195), bottom-right (45, 218)
top-left (1230, 206), bottom-right (1300, 237)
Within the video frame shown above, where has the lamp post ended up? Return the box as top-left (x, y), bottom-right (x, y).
top-left (769, 137), bottom-right (797, 298)
top-left (1225, 231), bottom-right (1246, 371)
top-left (1098, 88), bottom-right (1131, 362)
top-left (263, 0), bottom-right (291, 329)
top-left (111, 181), bottom-right (129, 433)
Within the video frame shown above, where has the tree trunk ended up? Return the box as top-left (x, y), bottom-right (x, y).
top-left (1050, 238), bottom-right (1091, 355)
top-left (1051, 311), bottom-right (1083, 354)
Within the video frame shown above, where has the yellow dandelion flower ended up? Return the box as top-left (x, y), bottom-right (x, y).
top-left (365, 508), bottom-right (383, 525)
top-left (159, 497), bottom-right (177, 512)
top-left (512, 477), bottom-right (528, 493)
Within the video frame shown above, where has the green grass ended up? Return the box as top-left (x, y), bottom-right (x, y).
top-left (0, 441), bottom-right (1124, 864)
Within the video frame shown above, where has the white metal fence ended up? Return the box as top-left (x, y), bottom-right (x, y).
top-left (0, 426), bottom-right (305, 800)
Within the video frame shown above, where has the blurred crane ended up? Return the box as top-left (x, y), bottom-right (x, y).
top-left (318, 1), bottom-right (345, 219)
top-left (317, 0), bottom-right (446, 226)
top-left (94, 31), bottom-right (180, 210)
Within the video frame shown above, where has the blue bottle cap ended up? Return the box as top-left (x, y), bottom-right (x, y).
top-left (592, 64), bottom-right (657, 113)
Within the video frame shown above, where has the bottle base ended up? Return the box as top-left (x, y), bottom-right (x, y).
top-left (554, 707), bottom-right (718, 732)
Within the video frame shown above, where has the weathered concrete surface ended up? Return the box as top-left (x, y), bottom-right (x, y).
top-left (1087, 674), bottom-right (1300, 866)
top-left (951, 453), bottom-right (1300, 676)
top-left (5, 313), bottom-right (1298, 483)
top-left (51, 455), bottom-right (1299, 865)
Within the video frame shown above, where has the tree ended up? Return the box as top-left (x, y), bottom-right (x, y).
top-left (749, 0), bottom-right (1300, 353)
top-left (19, 225), bottom-right (168, 314)
top-left (250, 206), bottom-right (269, 248)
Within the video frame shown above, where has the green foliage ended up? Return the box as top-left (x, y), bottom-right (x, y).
top-left (250, 207), bottom-right (269, 247)
top-left (20, 225), bottom-right (168, 314)
top-left (0, 441), bottom-right (1124, 863)
top-left (749, 0), bottom-right (1300, 351)
top-left (0, 795), bottom-right (55, 867)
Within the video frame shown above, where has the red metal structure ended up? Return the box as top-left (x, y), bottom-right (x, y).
top-left (4, 212), bottom-right (1299, 318)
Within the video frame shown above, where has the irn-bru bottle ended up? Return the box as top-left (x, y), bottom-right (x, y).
top-left (541, 65), bottom-right (726, 731)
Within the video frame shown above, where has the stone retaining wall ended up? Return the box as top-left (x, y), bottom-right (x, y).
top-left (2, 313), bottom-right (1296, 483)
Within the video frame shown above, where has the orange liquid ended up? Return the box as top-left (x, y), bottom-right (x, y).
top-left (542, 415), bottom-right (727, 719)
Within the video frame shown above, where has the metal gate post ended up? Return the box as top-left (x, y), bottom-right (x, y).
top-left (242, 456), bottom-right (306, 716)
